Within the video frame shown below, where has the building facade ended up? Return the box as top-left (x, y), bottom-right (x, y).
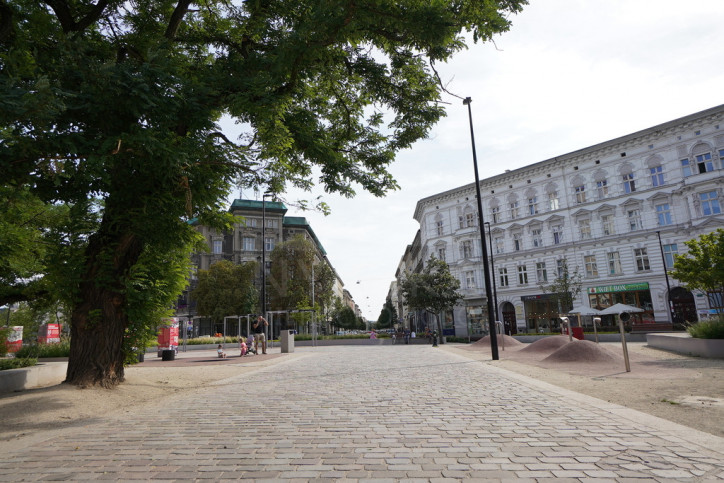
top-left (406, 105), bottom-right (724, 336)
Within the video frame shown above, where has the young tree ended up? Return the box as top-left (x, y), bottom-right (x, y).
top-left (399, 256), bottom-right (462, 341)
top-left (376, 299), bottom-right (398, 329)
top-left (671, 229), bottom-right (724, 306)
top-left (1, 0), bottom-right (526, 386)
top-left (269, 235), bottom-right (315, 311)
top-left (539, 260), bottom-right (582, 314)
top-left (190, 260), bottom-right (258, 328)
top-left (336, 306), bottom-right (358, 331)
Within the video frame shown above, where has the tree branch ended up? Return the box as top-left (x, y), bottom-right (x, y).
top-left (165, 0), bottom-right (193, 40)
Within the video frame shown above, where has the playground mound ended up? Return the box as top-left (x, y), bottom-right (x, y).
top-left (468, 334), bottom-right (523, 349)
top-left (520, 335), bottom-right (572, 353)
top-left (542, 339), bottom-right (621, 363)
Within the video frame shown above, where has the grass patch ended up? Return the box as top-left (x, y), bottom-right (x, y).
top-left (687, 316), bottom-right (724, 339)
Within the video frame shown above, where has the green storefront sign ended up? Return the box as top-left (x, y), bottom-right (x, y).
top-left (588, 282), bottom-right (649, 294)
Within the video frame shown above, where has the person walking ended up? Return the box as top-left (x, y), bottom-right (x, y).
top-left (253, 315), bottom-right (269, 354)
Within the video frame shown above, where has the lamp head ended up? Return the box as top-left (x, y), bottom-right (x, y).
top-left (463, 97), bottom-right (472, 105)
top-left (619, 312), bottom-right (631, 322)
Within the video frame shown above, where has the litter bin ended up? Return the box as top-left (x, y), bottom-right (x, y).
top-left (572, 327), bottom-right (584, 340)
top-left (281, 330), bottom-right (295, 353)
top-left (161, 349), bottom-right (175, 361)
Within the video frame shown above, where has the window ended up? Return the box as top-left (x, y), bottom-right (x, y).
top-left (494, 236), bottom-right (504, 255)
top-left (623, 172), bottom-right (636, 193)
top-left (650, 166), bottom-right (664, 187)
top-left (681, 158), bottom-right (692, 177)
top-left (528, 197), bottom-right (538, 215)
top-left (536, 262), bottom-right (548, 282)
top-left (513, 233), bottom-right (522, 251)
top-left (662, 244), bottom-right (678, 270)
top-left (265, 237), bottom-right (275, 251)
top-left (465, 270), bottom-right (476, 289)
top-left (246, 218), bottom-right (258, 228)
top-left (627, 209), bottom-right (642, 231)
top-left (212, 240), bottom-right (222, 254)
top-left (461, 240), bottom-right (473, 258)
top-left (552, 225), bottom-right (563, 245)
top-left (556, 259), bottom-right (566, 278)
top-left (265, 219), bottom-right (278, 228)
top-left (700, 191), bottom-right (721, 215)
top-left (243, 237), bottom-right (255, 251)
top-left (518, 265), bottom-right (528, 284)
top-left (596, 180), bottom-right (608, 199)
top-left (458, 215), bottom-right (464, 229)
top-left (437, 247), bottom-right (446, 261)
top-left (548, 192), bottom-right (559, 210)
top-left (499, 267), bottom-right (509, 287)
top-left (584, 255), bottom-right (598, 277)
top-left (696, 152), bottom-right (715, 173)
top-left (491, 206), bottom-right (500, 223)
top-left (656, 203), bottom-right (672, 226)
top-left (607, 252), bottom-right (622, 275)
top-left (574, 185), bottom-right (586, 204)
top-left (634, 248), bottom-right (650, 271)
top-left (532, 229), bottom-right (543, 248)
top-left (601, 214), bottom-right (615, 236)
top-left (465, 212), bottom-right (476, 227)
top-left (510, 201), bottom-right (520, 220)
top-left (579, 219), bottom-right (591, 240)
top-left (436, 220), bottom-right (444, 236)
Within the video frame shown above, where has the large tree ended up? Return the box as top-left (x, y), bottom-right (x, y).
top-left (671, 229), bottom-right (724, 306)
top-left (190, 259), bottom-right (258, 327)
top-left (399, 256), bottom-right (462, 340)
top-left (1, 0), bottom-right (526, 386)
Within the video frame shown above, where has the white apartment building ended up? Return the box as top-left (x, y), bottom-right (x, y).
top-left (408, 105), bottom-right (724, 336)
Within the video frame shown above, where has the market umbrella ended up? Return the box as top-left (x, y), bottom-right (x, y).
top-left (600, 303), bottom-right (644, 315)
top-left (567, 305), bottom-right (603, 316)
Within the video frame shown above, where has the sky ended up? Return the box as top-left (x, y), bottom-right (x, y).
top-left (226, 0), bottom-right (724, 320)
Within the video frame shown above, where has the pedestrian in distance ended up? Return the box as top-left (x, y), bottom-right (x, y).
top-left (253, 315), bottom-right (269, 354)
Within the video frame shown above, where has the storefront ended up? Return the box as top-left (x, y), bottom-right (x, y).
top-left (521, 293), bottom-right (565, 333)
top-left (587, 282), bottom-right (655, 324)
top-left (466, 305), bottom-right (487, 336)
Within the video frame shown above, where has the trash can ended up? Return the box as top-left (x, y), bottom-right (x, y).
top-left (572, 327), bottom-right (584, 340)
top-left (137, 351), bottom-right (145, 363)
top-left (161, 349), bottom-right (175, 361)
top-left (281, 330), bottom-right (295, 353)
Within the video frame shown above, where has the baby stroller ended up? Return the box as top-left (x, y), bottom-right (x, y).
top-left (245, 335), bottom-right (257, 355)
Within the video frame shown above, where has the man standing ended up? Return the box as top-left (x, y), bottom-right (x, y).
top-left (253, 315), bottom-right (268, 354)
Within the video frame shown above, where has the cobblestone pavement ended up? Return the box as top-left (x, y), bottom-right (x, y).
top-left (1, 345), bottom-right (723, 482)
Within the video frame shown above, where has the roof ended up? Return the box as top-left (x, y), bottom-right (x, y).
top-left (283, 216), bottom-right (327, 255)
top-left (229, 199), bottom-right (288, 214)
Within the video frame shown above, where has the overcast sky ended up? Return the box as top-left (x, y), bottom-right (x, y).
top-left (227, 0), bottom-right (724, 320)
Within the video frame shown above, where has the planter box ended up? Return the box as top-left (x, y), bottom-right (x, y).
top-left (647, 333), bottom-right (724, 358)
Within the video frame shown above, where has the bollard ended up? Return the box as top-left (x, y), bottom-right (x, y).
top-left (432, 330), bottom-right (438, 347)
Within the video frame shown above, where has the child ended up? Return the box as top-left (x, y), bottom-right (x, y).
top-left (217, 344), bottom-right (226, 358)
top-left (239, 339), bottom-right (247, 357)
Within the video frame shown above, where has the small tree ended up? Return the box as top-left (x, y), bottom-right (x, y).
top-left (336, 306), bottom-right (358, 331)
top-left (671, 229), bottom-right (724, 310)
top-left (539, 259), bottom-right (582, 314)
top-left (191, 260), bottom-right (258, 329)
top-left (376, 299), bottom-right (398, 329)
top-left (399, 256), bottom-right (462, 341)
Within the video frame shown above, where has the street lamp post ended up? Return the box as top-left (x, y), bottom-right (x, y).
top-left (463, 97), bottom-right (499, 360)
top-left (656, 231), bottom-right (676, 324)
top-left (261, 192), bottom-right (273, 317)
top-left (484, 221), bottom-right (499, 322)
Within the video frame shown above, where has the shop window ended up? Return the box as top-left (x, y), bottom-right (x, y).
top-left (650, 165), bottom-right (664, 187)
top-left (656, 203), bottom-right (672, 226)
top-left (607, 252), bottom-right (622, 275)
top-left (634, 248), bottom-right (650, 271)
top-left (584, 255), bottom-right (598, 277)
top-left (518, 265), bottom-right (528, 284)
top-left (499, 267), bottom-right (509, 287)
top-left (536, 262), bottom-right (548, 282)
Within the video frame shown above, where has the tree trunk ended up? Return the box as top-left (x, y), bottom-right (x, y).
top-left (65, 224), bottom-right (143, 388)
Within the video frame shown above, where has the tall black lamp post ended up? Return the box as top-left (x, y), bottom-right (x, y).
top-left (656, 231), bottom-right (676, 324)
top-left (261, 192), bottom-right (273, 316)
top-left (484, 221), bottom-right (499, 321)
top-left (463, 97), bottom-right (499, 360)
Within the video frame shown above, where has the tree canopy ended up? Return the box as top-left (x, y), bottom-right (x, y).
top-left (191, 259), bottom-right (258, 325)
top-left (539, 259), bottom-right (582, 314)
top-left (671, 229), bottom-right (724, 301)
top-left (1, 0), bottom-right (526, 386)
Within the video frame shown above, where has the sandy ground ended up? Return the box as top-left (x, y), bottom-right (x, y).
top-left (0, 339), bottom-right (722, 452)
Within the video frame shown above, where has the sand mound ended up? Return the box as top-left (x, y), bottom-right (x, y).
top-left (470, 334), bottom-right (522, 348)
top-left (543, 339), bottom-right (621, 363)
top-left (520, 335), bottom-right (572, 353)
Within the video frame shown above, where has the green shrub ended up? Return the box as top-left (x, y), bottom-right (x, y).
top-left (687, 316), bottom-right (724, 339)
top-left (15, 340), bottom-right (71, 358)
top-left (0, 326), bottom-right (9, 357)
top-left (0, 357), bottom-right (38, 371)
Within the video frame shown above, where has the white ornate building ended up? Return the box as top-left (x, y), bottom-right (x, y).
top-left (406, 105), bottom-right (724, 336)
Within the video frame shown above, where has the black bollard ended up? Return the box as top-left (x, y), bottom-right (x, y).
top-left (432, 330), bottom-right (438, 347)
